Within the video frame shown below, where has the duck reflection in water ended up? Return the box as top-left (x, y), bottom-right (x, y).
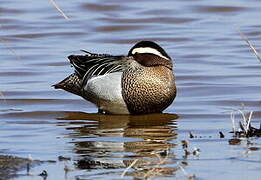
top-left (58, 112), bottom-right (188, 178)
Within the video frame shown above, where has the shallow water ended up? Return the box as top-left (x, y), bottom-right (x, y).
top-left (0, 0), bottom-right (261, 179)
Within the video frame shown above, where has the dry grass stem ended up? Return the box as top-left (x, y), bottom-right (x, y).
top-left (48, 0), bottom-right (69, 20)
top-left (224, 104), bottom-right (257, 137)
top-left (246, 111), bottom-right (253, 132)
top-left (143, 152), bottom-right (169, 179)
top-left (230, 111), bottom-right (236, 132)
top-left (178, 163), bottom-right (189, 177)
top-left (236, 108), bottom-right (253, 134)
top-left (178, 162), bottom-right (195, 180)
top-left (0, 91), bottom-right (6, 101)
top-left (238, 28), bottom-right (261, 63)
top-left (121, 159), bottom-right (138, 178)
top-left (0, 38), bottom-right (20, 60)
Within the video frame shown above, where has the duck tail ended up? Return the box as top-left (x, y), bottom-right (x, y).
top-left (53, 73), bottom-right (82, 96)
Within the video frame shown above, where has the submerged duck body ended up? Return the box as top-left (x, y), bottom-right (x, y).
top-left (54, 41), bottom-right (176, 114)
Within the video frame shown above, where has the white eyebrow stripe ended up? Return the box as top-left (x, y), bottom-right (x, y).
top-left (131, 47), bottom-right (169, 60)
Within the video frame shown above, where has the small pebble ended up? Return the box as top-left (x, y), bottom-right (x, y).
top-left (248, 147), bottom-right (260, 151)
top-left (189, 132), bottom-right (194, 138)
top-left (192, 147), bottom-right (200, 156)
top-left (219, 131), bottom-right (225, 138)
top-left (228, 138), bottom-right (241, 145)
top-left (39, 170), bottom-right (48, 177)
top-left (58, 155), bottom-right (71, 161)
top-left (181, 140), bottom-right (189, 149)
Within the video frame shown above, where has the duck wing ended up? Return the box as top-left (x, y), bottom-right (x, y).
top-left (68, 51), bottom-right (128, 82)
top-left (54, 51), bottom-right (135, 96)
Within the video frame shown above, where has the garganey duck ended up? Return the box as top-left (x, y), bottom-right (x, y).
top-left (53, 41), bottom-right (176, 114)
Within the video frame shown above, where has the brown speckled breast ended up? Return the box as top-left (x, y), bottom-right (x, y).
top-left (122, 66), bottom-right (176, 114)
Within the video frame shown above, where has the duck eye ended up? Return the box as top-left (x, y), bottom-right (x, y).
top-left (131, 51), bottom-right (138, 56)
top-left (133, 52), bottom-right (139, 56)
